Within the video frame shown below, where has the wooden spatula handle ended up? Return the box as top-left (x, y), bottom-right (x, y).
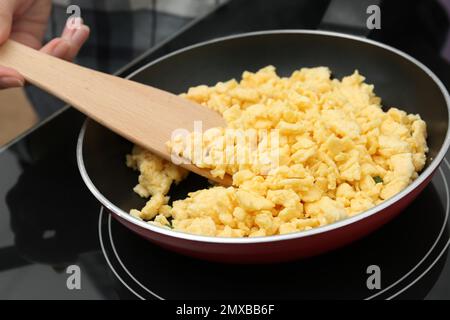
top-left (0, 40), bottom-right (230, 185)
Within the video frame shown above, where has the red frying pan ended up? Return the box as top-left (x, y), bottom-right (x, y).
top-left (77, 30), bottom-right (450, 263)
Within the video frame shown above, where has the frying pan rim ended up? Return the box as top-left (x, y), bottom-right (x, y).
top-left (77, 29), bottom-right (450, 244)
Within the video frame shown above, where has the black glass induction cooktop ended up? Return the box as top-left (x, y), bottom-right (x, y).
top-left (1, 0), bottom-right (450, 300)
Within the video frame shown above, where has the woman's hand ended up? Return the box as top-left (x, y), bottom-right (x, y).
top-left (0, 0), bottom-right (90, 89)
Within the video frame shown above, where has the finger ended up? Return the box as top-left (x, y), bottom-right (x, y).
top-left (40, 38), bottom-right (71, 59)
top-left (0, 66), bottom-right (24, 89)
top-left (62, 17), bottom-right (84, 41)
top-left (61, 17), bottom-right (90, 61)
top-left (39, 22), bottom-right (89, 63)
top-left (64, 25), bottom-right (90, 61)
top-left (0, 1), bottom-right (14, 44)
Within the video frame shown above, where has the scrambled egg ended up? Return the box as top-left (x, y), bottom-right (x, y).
top-left (126, 66), bottom-right (428, 237)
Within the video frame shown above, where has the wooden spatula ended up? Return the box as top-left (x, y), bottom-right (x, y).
top-left (0, 40), bottom-right (232, 185)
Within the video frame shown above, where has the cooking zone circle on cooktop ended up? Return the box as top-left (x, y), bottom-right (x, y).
top-left (98, 160), bottom-right (450, 300)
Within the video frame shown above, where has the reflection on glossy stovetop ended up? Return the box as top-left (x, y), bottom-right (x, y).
top-left (1, 0), bottom-right (450, 299)
top-left (0, 109), bottom-right (116, 299)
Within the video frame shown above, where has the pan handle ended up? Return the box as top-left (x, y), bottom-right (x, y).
top-left (318, 0), bottom-right (382, 38)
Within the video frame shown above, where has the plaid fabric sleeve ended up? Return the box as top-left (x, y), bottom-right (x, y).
top-left (27, 0), bottom-right (225, 119)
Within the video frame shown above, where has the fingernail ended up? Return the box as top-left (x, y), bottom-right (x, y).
top-left (66, 17), bottom-right (84, 31)
top-left (52, 40), bottom-right (70, 57)
top-left (0, 76), bottom-right (24, 88)
top-left (71, 25), bottom-right (89, 47)
top-left (62, 24), bottom-right (77, 40)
